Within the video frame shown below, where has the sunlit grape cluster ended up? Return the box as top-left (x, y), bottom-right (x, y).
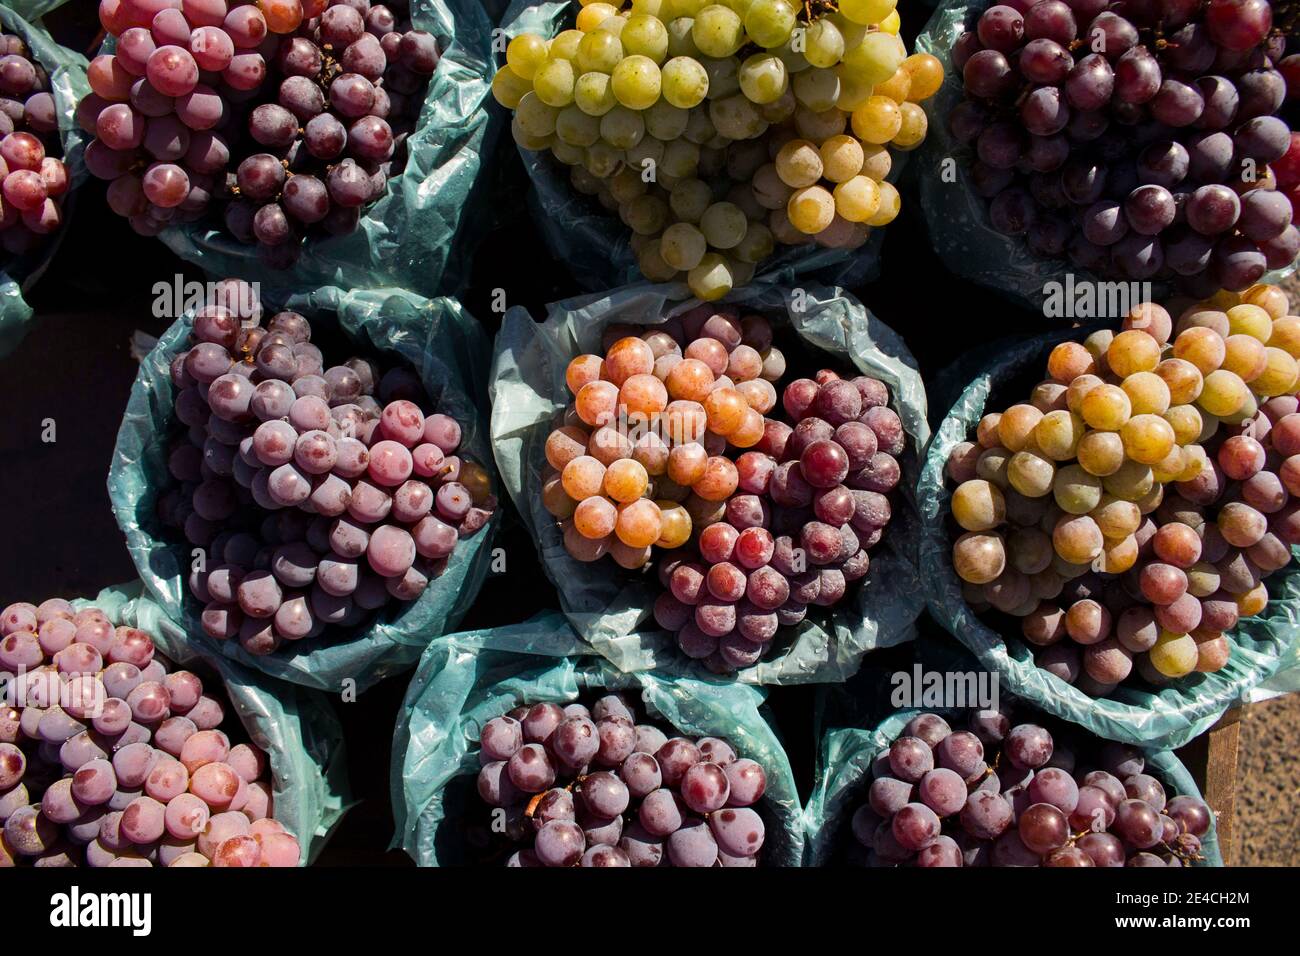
top-left (546, 307), bottom-right (786, 568)
top-left (81, 0), bottom-right (438, 265)
top-left (847, 709), bottom-right (1212, 867)
top-left (946, 283), bottom-right (1300, 693)
top-left (0, 599), bottom-right (301, 867)
top-left (0, 33), bottom-right (71, 254)
top-left (951, 0), bottom-right (1298, 289)
top-left (473, 692), bottom-right (768, 866)
top-left (492, 0), bottom-right (942, 299)
top-left (541, 304), bottom-right (903, 671)
top-left (160, 278), bottom-right (494, 656)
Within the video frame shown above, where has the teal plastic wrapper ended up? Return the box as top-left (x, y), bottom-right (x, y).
top-left (917, 328), bottom-right (1300, 750)
top-left (0, 3), bottom-right (90, 358)
top-left (3, 0), bottom-right (71, 19)
top-left (107, 286), bottom-right (501, 693)
top-left (490, 279), bottom-right (929, 683)
top-left (495, 0), bottom-right (907, 293)
top-left (802, 704), bottom-right (1223, 866)
top-left (154, 0), bottom-right (499, 299)
top-left (390, 610), bottom-right (805, 866)
top-left (67, 580), bottom-right (351, 864)
top-left (915, 0), bottom-right (1296, 313)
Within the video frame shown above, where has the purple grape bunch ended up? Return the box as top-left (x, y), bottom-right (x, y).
top-left (951, 0), bottom-right (1297, 290)
top-left (848, 709), bottom-right (1213, 867)
top-left (653, 367), bottom-right (904, 672)
top-left (475, 693), bottom-right (768, 867)
top-left (80, 0), bottom-right (439, 266)
top-left (159, 277), bottom-right (495, 657)
top-left (0, 32), bottom-right (71, 254)
top-left (0, 598), bottom-right (301, 867)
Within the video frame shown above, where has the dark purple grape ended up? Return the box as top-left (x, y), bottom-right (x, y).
top-left (1021, 87), bottom-right (1070, 137)
top-left (988, 186), bottom-right (1037, 235)
top-left (1065, 54), bottom-right (1114, 111)
top-left (1114, 47), bottom-right (1161, 104)
top-left (1124, 184), bottom-right (1176, 235)
top-left (1019, 38), bottom-right (1072, 84)
top-left (963, 49), bottom-right (1014, 100)
top-left (976, 5), bottom-right (1025, 52)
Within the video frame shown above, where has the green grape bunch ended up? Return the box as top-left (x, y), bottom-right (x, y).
top-left (491, 0), bottom-right (943, 299)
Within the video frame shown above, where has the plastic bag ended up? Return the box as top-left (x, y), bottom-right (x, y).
top-left (490, 279), bottom-right (929, 683)
top-left (917, 328), bottom-right (1300, 750)
top-left (153, 0), bottom-right (500, 300)
top-left (3, 0), bottom-right (73, 20)
top-left (914, 0), bottom-right (1296, 313)
top-left (390, 610), bottom-right (804, 866)
top-left (494, 0), bottom-right (909, 294)
top-left (68, 580), bottom-right (351, 864)
top-left (0, 4), bottom-right (90, 358)
top-left (108, 285), bottom-right (501, 693)
top-left (802, 703), bottom-right (1223, 866)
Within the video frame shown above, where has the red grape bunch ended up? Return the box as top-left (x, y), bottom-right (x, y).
top-left (0, 33), bottom-right (71, 254)
top-left (80, 0), bottom-right (439, 265)
top-left (474, 693), bottom-right (768, 867)
top-left (950, 0), bottom-right (1297, 290)
top-left (0, 598), bottom-right (301, 867)
top-left (222, 0), bottom-right (439, 266)
top-left (160, 278), bottom-right (494, 656)
top-left (848, 710), bottom-right (1213, 867)
top-left (653, 367), bottom-right (904, 672)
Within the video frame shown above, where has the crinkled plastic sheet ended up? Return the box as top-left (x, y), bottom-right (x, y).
top-left (390, 610), bottom-right (804, 865)
top-left (108, 286), bottom-right (501, 693)
top-left (917, 328), bottom-right (1300, 750)
top-left (68, 580), bottom-right (351, 864)
top-left (801, 704), bottom-right (1223, 866)
top-left (490, 279), bottom-right (930, 684)
top-left (0, 4), bottom-right (89, 358)
top-left (915, 0), bottom-right (1297, 313)
top-left (495, 0), bottom-right (912, 294)
top-left (154, 0), bottom-right (500, 299)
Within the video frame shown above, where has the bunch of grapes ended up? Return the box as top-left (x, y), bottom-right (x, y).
top-left (950, 0), bottom-right (1297, 290)
top-left (160, 278), bottom-right (494, 656)
top-left (473, 692), bottom-right (768, 866)
top-left (946, 283), bottom-right (1300, 693)
top-left (221, 2), bottom-right (438, 265)
top-left (847, 709), bottom-right (1213, 867)
top-left (491, 0), bottom-right (942, 299)
top-left (0, 599), bottom-right (301, 867)
top-left (0, 33), bottom-right (71, 254)
top-left (653, 370), bottom-right (903, 671)
top-left (81, 0), bottom-right (438, 264)
top-left (545, 308), bottom-right (786, 570)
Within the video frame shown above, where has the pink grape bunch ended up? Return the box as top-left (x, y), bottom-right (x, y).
top-left (652, 363), bottom-right (904, 672)
top-left (0, 33), bottom-right (71, 254)
top-left (950, 0), bottom-right (1297, 290)
top-left (474, 693), bottom-right (768, 867)
top-left (159, 277), bottom-right (494, 657)
top-left (80, 0), bottom-right (439, 264)
top-left (946, 285), bottom-right (1300, 693)
top-left (848, 709), bottom-right (1213, 867)
top-left (0, 598), bottom-right (301, 867)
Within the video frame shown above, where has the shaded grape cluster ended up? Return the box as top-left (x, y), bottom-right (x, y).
top-left (0, 599), bottom-right (300, 867)
top-left (81, 0), bottom-right (438, 264)
top-left (848, 709), bottom-right (1212, 867)
top-left (160, 278), bottom-right (494, 656)
top-left (653, 367), bottom-right (903, 671)
top-left (0, 32), bottom-right (71, 254)
top-left (947, 283), bottom-right (1300, 692)
top-left (474, 693), bottom-right (768, 867)
top-left (492, 0), bottom-right (941, 299)
top-left (950, 0), bottom-right (1297, 290)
